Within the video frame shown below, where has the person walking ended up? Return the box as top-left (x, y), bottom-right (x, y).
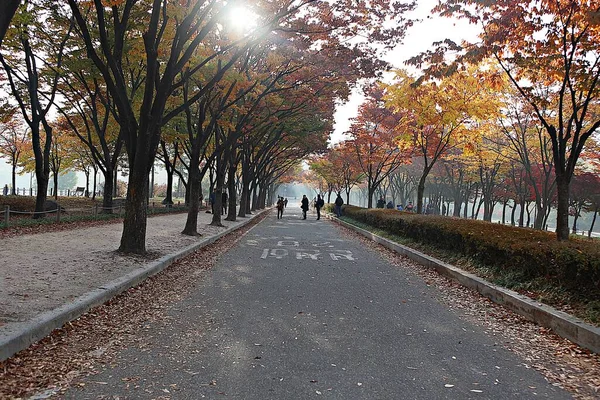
top-left (221, 191), bottom-right (228, 215)
top-left (209, 189), bottom-right (217, 214)
top-left (284, 198), bottom-right (288, 208)
top-left (301, 195), bottom-right (309, 220)
top-left (315, 194), bottom-right (324, 220)
top-left (276, 197), bottom-right (284, 219)
top-left (334, 192), bottom-right (344, 217)
top-left (2, 184), bottom-right (8, 196)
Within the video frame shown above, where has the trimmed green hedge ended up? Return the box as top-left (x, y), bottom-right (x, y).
top-left (334, 205), bottom-right (600, 293)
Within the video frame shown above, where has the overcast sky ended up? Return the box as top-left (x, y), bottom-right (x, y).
top-left (0, 0), bottom-right (479, 189)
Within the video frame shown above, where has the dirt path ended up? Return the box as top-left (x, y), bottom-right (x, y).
top-left (0, 212), bottom-right (243, 326)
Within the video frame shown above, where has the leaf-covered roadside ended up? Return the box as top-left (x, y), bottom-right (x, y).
top-left (0, 212), bottom-right (268, 398)
top-left (339, 222), bottom-right (600, 400)
top-left (333, 205), bottom-right (600, 326)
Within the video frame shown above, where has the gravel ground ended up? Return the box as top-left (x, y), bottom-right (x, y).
top-left (0, 212), bottom-right (242, 326)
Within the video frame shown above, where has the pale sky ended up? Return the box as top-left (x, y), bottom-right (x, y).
top-left (331, 0), bottom-right (480, 144)
top-left (0, 0), bottom-right (479, 189)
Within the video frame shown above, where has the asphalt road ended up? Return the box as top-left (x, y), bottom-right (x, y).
top-left (63, 208), bottom-right (571, 399)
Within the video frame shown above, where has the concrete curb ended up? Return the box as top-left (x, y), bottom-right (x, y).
top-left (0, 210), bottom-right (268, 362)
top-left (328, 215), bottom-right (600, 354)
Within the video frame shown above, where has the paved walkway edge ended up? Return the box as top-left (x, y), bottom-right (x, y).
top-left (0, 211), bottom-right (267, 362)
top-left (329, 215), bottom-right (600, 354)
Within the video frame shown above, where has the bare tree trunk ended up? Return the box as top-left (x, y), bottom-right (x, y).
top-left (511, 201), bottom-right (517, 226)
top-left (588, 207), bottom-right (598, 239)
top-left (416, 175), bottom-right (427, 214)
top-left (555, 174), bottom-right (570, 241)
top-left (118, 170), bottom-right (149, 253)
top-left (182, 150), bottom-right (201, 236)
top-left (518, 199), bottom-right (525, 227)
top-left (225, 160), bottom-right (237, 221)
top-left (53, 172), bottom-right (58, 200)
top-left (11, 162), bottom-right (17, 195)
top-left (102, 168), bottom-right (114, 213)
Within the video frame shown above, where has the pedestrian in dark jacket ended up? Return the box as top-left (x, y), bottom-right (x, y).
top-left (315, 194), bottom-right (325, 220)
top-left (222, 191), bottom-right (228, 215)
top-left (301, 195), bottom-right (309, 219)
top-left (209, 189), bottom-right (217, 214)
top-left (334, 193), bottom-right (344, 217)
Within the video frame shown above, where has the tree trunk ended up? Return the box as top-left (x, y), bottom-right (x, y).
top-left (118, 169), bottom-right (149, 254)
top-left (53, 172), bottom-right (59, 200)
top-left (533, 201), bottom-right (545, 230)
top-left (165, 169), bottom-right (174, 205)
top-left (511, 201), bottom-right (517, 226)
top-left (34, 175), bottom-right (49, 219)
top-left (102, 168), bottom-right (114, 213)
top-left (32, 126), bottom-right (50, 219)
top-left (416, 175), bottom-right (426, 214)
top-left (225, 160), bottom-right (237, 221)
top-left (182, 151), bottom-right (201, 235)
top-left (588, 207), bottom-right (598, 239)
top-left (238, 160), bottom-right (250, 218)
top-left (113, 168), bottom-right (118, 197)
top-left (84, 169), bottom-right (90, 197)
top-left (555, 173), bottom-right (570, 241)
top-left (250, 182), bottom-right (259, 211)
top-left (483, 199), bottom-right (492, 221)
top-left (453, 199), bottom-right (462, 217)
top-left (92, 167), bottom-right (97, 200)
top-left (0, 0), bottom-right (20, 48)
top-left (473, 199), bottom-right (481, 220)
top-left (518, 199), bottom-right (525, 227)
top-left (10, 162), bottom-right (17, 195)
top-left (238, 184), bottom-right (249, 218)
top-left (572, 212), bottom-right (579, 234)
top-left (210, 155), bottom-right (225, 227)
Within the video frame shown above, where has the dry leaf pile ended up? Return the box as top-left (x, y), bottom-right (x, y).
top-left (0, 213), bottom-right (268, 399)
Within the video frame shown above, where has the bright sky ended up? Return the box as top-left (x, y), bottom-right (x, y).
top-left (330, 0), bottom-right (480, 144)
top-left (0, 0), bottom-right (480, 189)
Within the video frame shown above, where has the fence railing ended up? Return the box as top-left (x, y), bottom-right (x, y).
top-left (6, 188), bottom-right (105, 197)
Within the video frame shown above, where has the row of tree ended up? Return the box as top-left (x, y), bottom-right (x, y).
top-left (0, 0), bottom-right (416, 254)
top-left (309, 1), bottom-right (600, 242)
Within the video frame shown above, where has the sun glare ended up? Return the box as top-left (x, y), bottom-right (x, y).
top-left (228, 6), bottom-right (259, 33)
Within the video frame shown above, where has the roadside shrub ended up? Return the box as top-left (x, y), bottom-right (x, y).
top-left (341, 205), bottom-right (600, 293)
